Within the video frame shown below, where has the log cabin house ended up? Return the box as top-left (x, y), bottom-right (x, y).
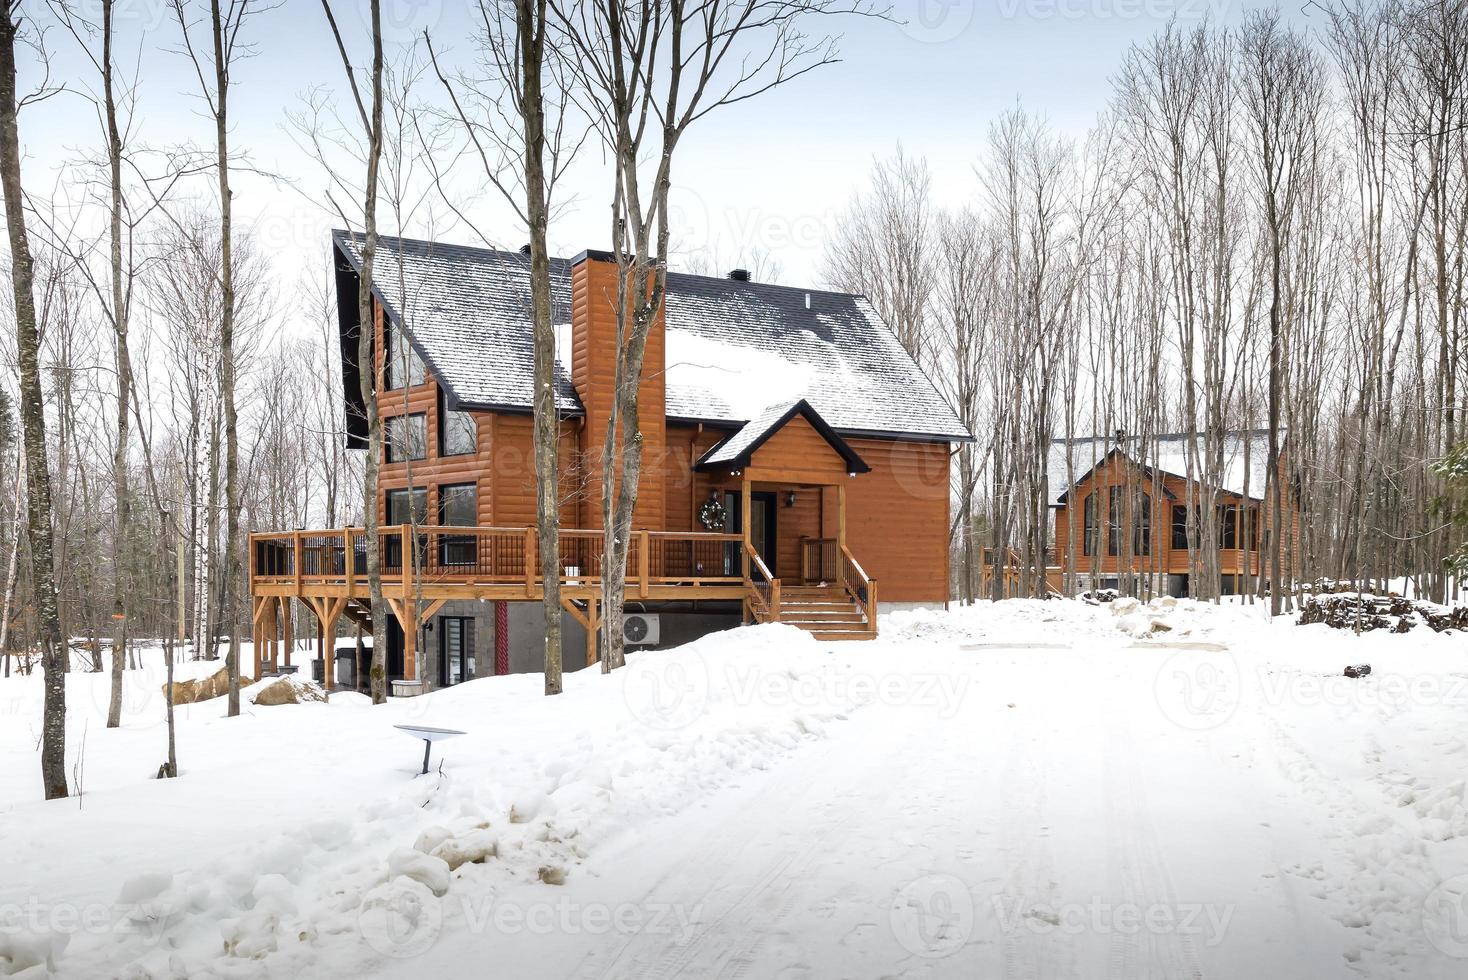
top-left (1032, 431), bottom-right (1297, 598)
top-left (248, 232), bottom-right (971, 692)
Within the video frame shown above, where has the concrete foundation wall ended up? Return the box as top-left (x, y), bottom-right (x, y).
top-left (423, 601), bottom-right (742, 680)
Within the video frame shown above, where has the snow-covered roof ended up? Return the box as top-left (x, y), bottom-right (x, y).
top-left (1047, 431), bottom-right (1280, 506)
top-left (334, 231), bottom-right (971, 442)
top-left (696, 399), bottom-right (871, 472)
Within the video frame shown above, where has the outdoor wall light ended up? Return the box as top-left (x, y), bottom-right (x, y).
top-left (785, 491), bottom-right (797, 508)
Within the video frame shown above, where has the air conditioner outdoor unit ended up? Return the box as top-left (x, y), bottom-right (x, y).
top-left (622, 612), bottom-right (660, 646)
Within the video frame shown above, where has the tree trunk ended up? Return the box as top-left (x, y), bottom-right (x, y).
top-left (517, 0), bottom-right (563, 696)
top-left (102, 0), bottom-right (132, 730)
top-left (0, 0), bottom-right (69, 799)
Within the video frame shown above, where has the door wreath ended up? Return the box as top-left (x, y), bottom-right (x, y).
top-left (698, 494), bottom-right (727, 531)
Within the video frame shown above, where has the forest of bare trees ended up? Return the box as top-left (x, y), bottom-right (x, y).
top-left (2, 0), bottom-right (1468, 803)
top-left (827, 2), bottom-right (1468, 609)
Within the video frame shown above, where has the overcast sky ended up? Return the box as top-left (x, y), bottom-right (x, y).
top-left (13, 0), bottom-right (1313, 339)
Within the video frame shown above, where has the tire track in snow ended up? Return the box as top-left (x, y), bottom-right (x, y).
top-left (1102, 710), bottom-right (1205, 980)
top-left (997, 687), bottom-right (1064, 980)
top-left (575, 731), bottom-right (909, 980)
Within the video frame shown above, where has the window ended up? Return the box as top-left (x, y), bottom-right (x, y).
top-left (384, 488), bottom-right (427, 569)
top-left (1133, 493), bottom-right (1152, 557)
top-left (1172, 504), bottom-right (1189, 551)
top-left (384, 319), bottom-right (426, 390)
top-left (386, 488), bottom-right (427, 525)
top-left (439, 483), bottom-right (477, 566)
top-left (439, 391), bottom-right (476, 456)
top-left (1218, 505), bottom-right (1240, 550)
top-left (386, 414), bottom-right (427, 463)
top-left (1082, 492), bottom-right (1099, 557)
top-left (1107, 486), bottom-right (1123, 556)
top-left (440, 617), bottom-right (476, 687)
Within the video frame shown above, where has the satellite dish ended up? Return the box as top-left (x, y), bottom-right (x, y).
top-left (394, 724), bottom-right (466, 775)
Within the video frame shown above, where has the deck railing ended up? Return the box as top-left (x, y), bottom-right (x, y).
top-left (800, 537), bottom-right (840, 584)
top-left (250, 525), bottom-right (746, 596)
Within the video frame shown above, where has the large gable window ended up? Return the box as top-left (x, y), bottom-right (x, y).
top-left (385, 319), bottom-right (426, 390)
top-left (1107, 486), bottom-right (1123, 556)
top-left (1133, 493), bottom-right (1152, 556)
top-left (1217, 505), bottom-right (1240, 550)
top-left (439, 390), bottom-right (476, 457)
top-left (1172, 504), bottom-right (1190, 551)
top-left (1082, 492), bottom-right (1099, 557)
top-left (386, 414), bottom-right (427, 463)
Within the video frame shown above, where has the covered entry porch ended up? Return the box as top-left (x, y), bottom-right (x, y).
top-left (694, 399), bottom-right (878, 638)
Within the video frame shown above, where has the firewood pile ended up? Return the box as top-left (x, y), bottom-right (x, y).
top-left (1298, 589), bottom-right (1468, 634)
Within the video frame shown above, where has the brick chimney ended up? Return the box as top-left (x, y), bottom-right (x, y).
top-left (569, 250), bottom-right (666, 531)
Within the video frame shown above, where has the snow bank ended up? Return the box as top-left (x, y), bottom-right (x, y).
top-left (1, 623), bottom-right (866, 978)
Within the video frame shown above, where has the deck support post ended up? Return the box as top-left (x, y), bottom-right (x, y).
top-left (280, 596), bottom-right (293, 667)
top-left (403, 603), bottom-right (417, 686)
top-left (251, 595), bottom-right (264, 680)
top-left (303, 596), bottom-right (347, 693)
top-left (585, 595), bottom-right (600, 668)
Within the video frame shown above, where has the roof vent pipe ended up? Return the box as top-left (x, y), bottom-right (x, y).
top-left (804, 292), bottom-right (811, 310)
top-left (519, 243), bottom-right (531, 255)
top-left (728, 268), bottom-right (750, 282)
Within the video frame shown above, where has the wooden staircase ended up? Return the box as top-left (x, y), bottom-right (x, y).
top-left (776, 584), bottom-right (877, 641)
top-left (741, 540), bottom-right (879, 641)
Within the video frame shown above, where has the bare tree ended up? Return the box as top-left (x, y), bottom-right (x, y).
top-left (319, 0), bottom-right (389, 702)
top-left (555, 0), bottom-right (872, 670)
top-left (426, 0), bottom-right (586, 695)
top-left (0, 0), bottom-right (68, 798)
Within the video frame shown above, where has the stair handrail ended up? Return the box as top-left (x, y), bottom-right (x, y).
top-left (838, 544), bottom-right (877, 631)
top-left (742, 541), bottom-right (781, 623)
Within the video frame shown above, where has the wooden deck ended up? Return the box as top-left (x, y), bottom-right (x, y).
top-left (248, 524), bottom-right (877, 687)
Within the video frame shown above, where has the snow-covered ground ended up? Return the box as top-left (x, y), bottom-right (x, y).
top-left (4, 598), bottom-right (1468, 979)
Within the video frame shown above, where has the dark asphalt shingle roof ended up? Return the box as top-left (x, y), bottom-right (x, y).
top-left (335, 231), bottom-right (971, 442)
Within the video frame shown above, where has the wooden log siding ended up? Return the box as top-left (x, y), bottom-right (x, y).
top-left (570, 253), bottom-right (666, 531)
